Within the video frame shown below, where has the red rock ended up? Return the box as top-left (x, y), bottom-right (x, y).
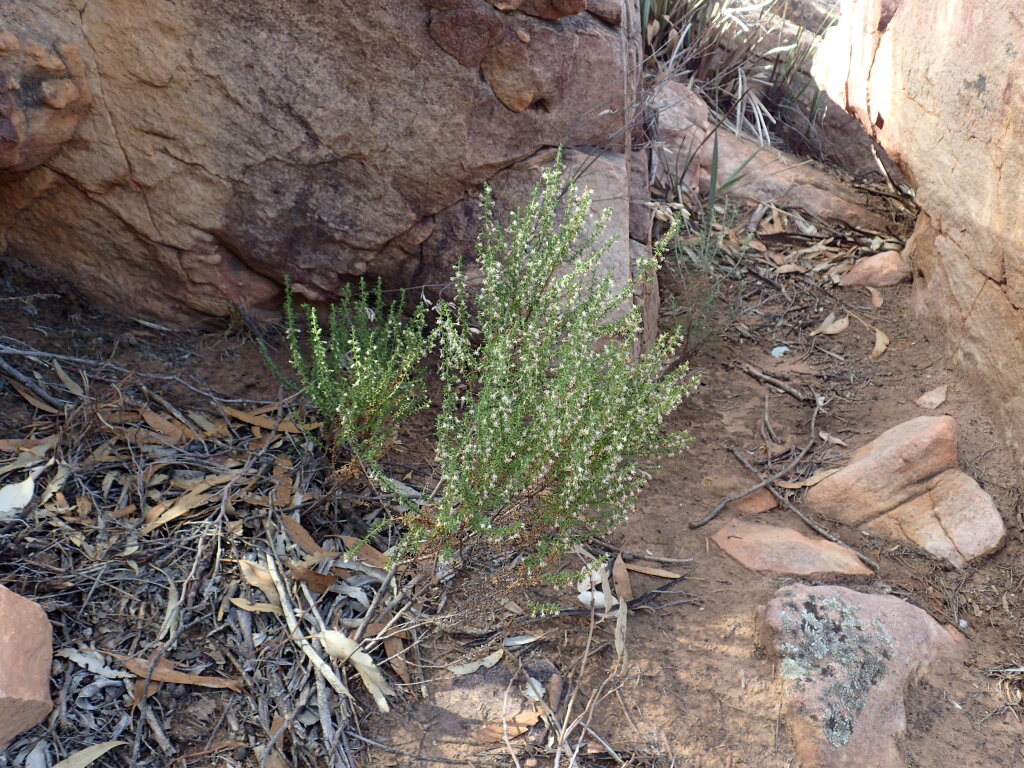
top-left (840, 250), bottom-right (912, 287)
top-left (585, 0), bottom-right (621, 25)
top-left (728, 486), bottom-right (778, 514)
top-left (712, 520), bottom-right (872, 577)
top-left (0, 586), bottom-right (53, 749)
top-left (807, 416), bottom-right (1005, 568)
top-left (428, 8), bottom-right (504, 67)
top-left (866, 470), bottom-right (1005, 568)
top-left (805, 415), bottom-right (958, 527)
top-left (653, 81), bottom-right (897, 234)
top-left (0, 3), bottom-right (636, 330)
top-left (815, 0), bottom-right (1024, 480)
top-left (486, 0), bottom-right (586, 20)
top-left (762, 585), bottom-right (964, 768)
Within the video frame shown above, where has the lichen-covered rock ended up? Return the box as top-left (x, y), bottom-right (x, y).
top-left (761, 585), bottom-right (964, 768)
top-left (0, 1), bottom-right (647, 329)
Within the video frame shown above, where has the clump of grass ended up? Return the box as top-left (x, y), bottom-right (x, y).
top-left (274, 278), bottom-right (431, 464)
top-left (405, 151), bottom-right (698, 575)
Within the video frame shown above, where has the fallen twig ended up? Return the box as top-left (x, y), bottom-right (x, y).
top-left (728, 447), bottom-right (879, 571)
top-left (690, 397), bottom-right (823, 528)
top-left (734, 360), bottom-right (812, 402)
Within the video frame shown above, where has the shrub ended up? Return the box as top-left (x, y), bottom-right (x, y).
top-left (277, 278), bottom-right (431, 464)
top-left (410, 151), bottom-right (698, 574)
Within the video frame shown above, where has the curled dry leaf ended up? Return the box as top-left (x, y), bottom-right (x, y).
top-left (818, 430), bottom-right (848, 447)
top-left (865, 286), bottom-right (884, 307)
top-left (916, 384), bottom-right (948, 409)
top-left (320, 629), bottom-right (394, 713)
top-left (611, 552), bottom-right (633, 602)
top-left (448, 648), bottom-right (503, 676)
top-left (238, 559), bottom-right (281, 606)
top-left (222, 406), bottom-right (322, 434)
top-left (476, 710), bottom-right (541, 743)
top-left (870, 327), bottom-right (890, 359)
top-left (0, 464), bottom-right (45, 520)
top-left (775, 263), bottom-right (808, 275)
top-left (228, 597), bottom-right (283, 615)
top-left (810, 313), bottom-right (850, 337)
top-left (340, 536), bottom-right (389, 569)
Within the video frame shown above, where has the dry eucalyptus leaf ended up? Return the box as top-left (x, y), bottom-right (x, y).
top-left (0, 467), bottom-right (42, 520)
top-left (237, 560), bottom-right (281, 606)
top-left (818, 431), bottom-right (848, 447)
top-left (55, 648), bottom-right (133, 679)
top-left (51, 742), bottom-right (127, 768)
top-left (383, 635), bottom-right (412, 684)
top-left (813, 314), bottom-right (850, 336)
top-left (228, 597), bottom-right (282, 615)
top-left (122, 657), bottom-right (243, 693)
top-left (870, 327), bottom-right (890, 359)
top-left (449, 648), bottom-right (503, 676)
top-left (611, 553), bottom-right (633, 602)
top-left (916, 384), bottom-right (948, 409)
top-left (865, 286), bottom-right (884, 307)
top-left (320, 629), bottom-right (394, 713)
top-left (775, 263), bottom-right (808, 275)
top-left (624, 563), bottom-right (682, 579)
top-left (280, 514), bottom-right (327, 557)
top-left (476, 710), bottom-right (541, 743)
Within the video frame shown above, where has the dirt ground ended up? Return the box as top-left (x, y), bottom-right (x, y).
top-left (0, 251), bottom-right (1022, 767)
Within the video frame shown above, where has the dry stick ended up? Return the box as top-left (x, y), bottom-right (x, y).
top-left (0, 353), bottom-right (65, 410)
top-left (352, 563), bottom-right (399, 644)
top-left (690, 398), bottom-right (823, 528)
top-left (734, 360), bottom-right (812, 402)
top-left (0, 340), bottom-right (275, 404)
top-left (265, 555), bottom-right (355, 712)
top-left (728, 447), bottom-right (880, 571)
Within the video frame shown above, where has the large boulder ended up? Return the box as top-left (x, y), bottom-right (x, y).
top-left (814, 0), bottom-right (1024, 479)
top-left (0, 1), bottom-right (651, 329)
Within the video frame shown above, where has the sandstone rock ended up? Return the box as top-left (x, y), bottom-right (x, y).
top-left (728, 486), bottom-right (778, 514)
top-left (713, 520), bottom-right (871, 577)
top-left (429, 7), bottom-right (504, 67)
top-left (0, 586), bottom-right (53, 749)
top-left (814, 0), bottom-right (1024, 480)
top-left (652, 81), bottom-right (896, 234)
top-left (0, 1), bottom-right (643, 331)
top-left (805, 415), bottom-right (958, 526)
top-left (585, 0), bottom-right (622, 26)
top-left (762, 585), bottom-right (963, 768)
top-left (486, 0), bottom-right (587, 20)
top-left (840, 250), bottom-right (911, 287)
top-left (0, 15), bottom-right (91, 175)
top-left (865, 470), bottom-right (1005, 569)
top-left (806, 416), bottom-right (1006, 567)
